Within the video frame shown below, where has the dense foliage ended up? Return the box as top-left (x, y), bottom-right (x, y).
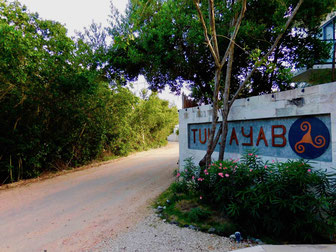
top-left (107, 0), bottom-right (336, 103)
top-left (177, 154), bottom-right (336, 243)
top-left (0, 1), bottom-right (178, 184)
top-left (105, 0), bottom-right (336, 166)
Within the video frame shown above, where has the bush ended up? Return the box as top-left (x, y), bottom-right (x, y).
top-left (188, 207), bottom-right (211, 222)
top-left (0, 1), bottom-right (178, 184)
top-left (178, 153), bottom-right (336, 243)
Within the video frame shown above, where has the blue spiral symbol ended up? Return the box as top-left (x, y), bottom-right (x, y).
top-left (289, 117), bottom-right (330, 159)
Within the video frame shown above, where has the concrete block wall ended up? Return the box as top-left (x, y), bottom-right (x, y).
top-left (179, 82), bottom-right (336, 172)
top-left (167, 125), bottom-right (179, 142)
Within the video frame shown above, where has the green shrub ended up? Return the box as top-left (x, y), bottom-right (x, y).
top-left (0, 1), bottom-right (178, 184)
top-left (178, 153), bottom-right (336, 243)
top-left (213, 222), bottom-right (238, 237)
top-left (188, 207), bottom-right (211, 222)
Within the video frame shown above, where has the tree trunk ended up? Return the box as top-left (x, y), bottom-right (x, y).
top-left (219, 42), bottom-right (235, 160)
top-left (199, 68), bottom-right (221, 167)
top-left (195, 0), bottom-right (302, 166)
top-left (218, 109), bottom-right (229, 160)
top-left (198, 122), bottom-right (223, 167)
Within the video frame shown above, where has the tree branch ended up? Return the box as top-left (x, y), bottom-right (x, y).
top-left (193, 0), bottom-right (220, 67)
top-left (220, 0), bottom-right (247, 68)
top-left (208, 0), bottom-right (220, 58)
top-left (215, 34), bottom-right (246, 52)
top-left (229, 0), bottom-right (304, 105)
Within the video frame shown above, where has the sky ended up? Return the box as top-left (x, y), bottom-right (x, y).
top-left (12, 0), bottom-right (184, 108)
top-left (12, 0), bottom-right (127, 36)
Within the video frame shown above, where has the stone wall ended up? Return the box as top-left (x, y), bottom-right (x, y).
top-left (167, 125), bottom-right (179, 142)
top-left (179, 82), bottom-right (336, 172)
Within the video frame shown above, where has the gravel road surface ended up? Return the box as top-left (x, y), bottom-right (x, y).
top-left (95, 212), bottom-right (251, 252)
top-left (0, 143), bottom-right (179, 252)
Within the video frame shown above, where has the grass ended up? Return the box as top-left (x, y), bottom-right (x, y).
top-left (292, 68), bottom-right (335, 85)
top-left (154, 182), bottom-right (238, 236)
top-left (154, 182), bottom-right (283, 244)
top-left (101, 154), bottom-right (119, 162)
top-left (155, 162), bottom-right (336, 245)
top-left (308, 69), bottom-right (334, 85)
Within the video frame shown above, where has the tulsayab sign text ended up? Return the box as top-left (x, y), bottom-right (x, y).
top-left (188, 115), bottom-right (331, 161)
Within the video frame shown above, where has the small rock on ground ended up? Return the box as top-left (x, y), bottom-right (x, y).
top-left (95, 212), bottom-right (253, 252)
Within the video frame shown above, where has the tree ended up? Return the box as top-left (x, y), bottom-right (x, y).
top-left (75, 21), bottom-right (110, 82)
top-left (0, 0), bottom-right (178, 183)
top-left (194, 0), bottom-right (303, 165)
top-left (107, 0), bottom-right (334, 102)
top-left (106, 0), bottom-right (336, 166)
top-left (0, 0), bottom-right (108, 180)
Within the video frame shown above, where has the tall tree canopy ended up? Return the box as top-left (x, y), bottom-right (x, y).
top-left (0, 0), bottom-right (178, 183)
top-left (107, 0), bottom-right (335, 103)
top-left (105, 0), bottom-right (336, 165)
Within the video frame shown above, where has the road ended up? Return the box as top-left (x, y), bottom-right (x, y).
top-left (0, 142), bottom-right (179, 252)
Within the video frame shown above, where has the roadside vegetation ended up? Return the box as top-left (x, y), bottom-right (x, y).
top-left (155, 152), bottom-right (336, 244)
top-left (292, 69), bottom-right (335, 85)
top-left (0, 1), bottom-right (178, 184)
top-left (107, 0), bottom-right (335, 167)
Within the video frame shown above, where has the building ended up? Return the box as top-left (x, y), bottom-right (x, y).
top-left (293, 12), bottom-right (336, 83)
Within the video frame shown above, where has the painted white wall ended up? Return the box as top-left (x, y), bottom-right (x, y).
top-left (168, 125), bottom-right (179, 142)
top-left (179, 82), bottom-right (336, 172)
